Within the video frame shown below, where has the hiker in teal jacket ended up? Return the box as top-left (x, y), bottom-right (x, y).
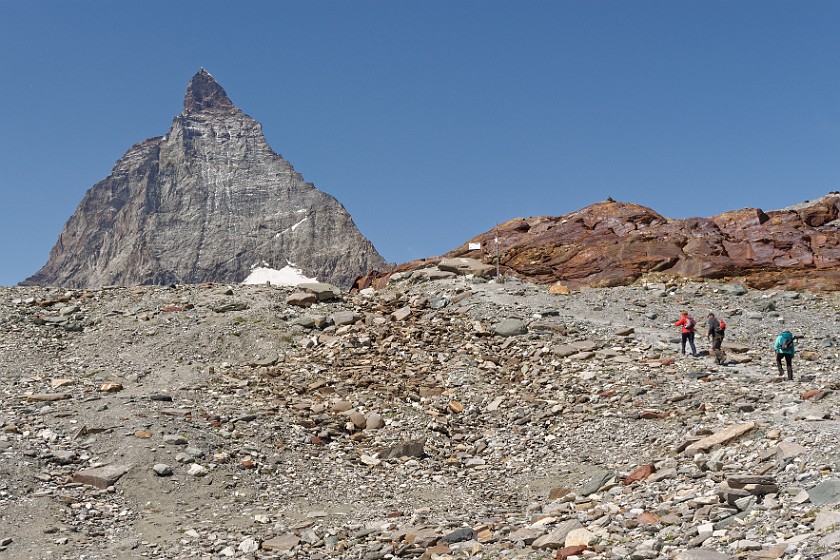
top-left (774, 331), bottom-right (795, 380)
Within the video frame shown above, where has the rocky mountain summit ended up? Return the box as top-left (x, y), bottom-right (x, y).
top-left (2, 270), bottom-right (840, 559)
top-left (23, 69), bottom-right (387, 289)
top-left (390, 194), bottom-right (840, 292)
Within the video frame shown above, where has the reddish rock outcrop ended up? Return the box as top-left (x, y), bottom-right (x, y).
top-left (433, 194), bottom-right (840, 291)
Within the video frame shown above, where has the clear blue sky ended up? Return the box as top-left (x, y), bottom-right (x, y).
top-left (1, 1), bottom-right (839, 286)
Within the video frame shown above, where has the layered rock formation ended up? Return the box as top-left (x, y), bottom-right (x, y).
top-left (388, 194), bottom-right (840, 291)
top-left (24, 69), bottom-right (387, 289)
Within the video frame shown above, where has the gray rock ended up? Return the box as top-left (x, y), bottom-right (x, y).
top-left (427, 270), bottom-right (458, 281)
top-left (808, 478), bottom-right (840, 506)
top-left (329, 311), bottom-right (359, 327)
top-left (440, 527), bottom-right (476, 543)
top-left (175, 452), bottom-right (195, 464)
top-left (187, 464), bottom-right (208, 477)
top-left (299, 283), bottom-right (343, 301)
top-left (531, 519), bottom-right (583, 549)
top-left (553, 344), bottom-right (579, 357)
top-left (50, 450), bottom-right (77, 465)
top-left (579, 469), bottom-right (614, 496)
top-left (390, 306), bottom-right (412, 321)
top-left (295, 316), bottom-right (318, 329)
top-left (262, 533), bottom-right (300, 552)
top-left (717, 283), bottom-right (748, 296)
top-left (163, 434), bottom-right (188, 445)
top-left (152, 463), bottom-right (173, 476)
top-left (507, 527), bottom-right (542, 545)
top-left (185, 446), bottom-right (205, 458)
top-left (287, 292), bottom-right (317, 307)
top-left (382, 439), bottom-right (426, 460)
top-left (213, 302), bottom-right (248, 313)
top-left (238, 538), bottom-right (259, 553)
top-left (493, 318), bottom-right (527, 337)
top-left (755, 300), bottom-right (776, 312)
top-left (365, 413), bottom-right (385, 430)
top-left (674, 549), bottom-right (736, 560)
top-left (815, 509), bottom-right (840, 531)
top-left (430, 296), bottom-right (448, 309)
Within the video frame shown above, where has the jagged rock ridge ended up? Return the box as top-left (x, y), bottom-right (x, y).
top-left (24, 69), bottom-right (387, 288)
top-left (387, 194), bottom-right (840, 291)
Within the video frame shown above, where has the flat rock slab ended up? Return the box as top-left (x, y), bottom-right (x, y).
top-left (382, 439), bottom-right (426, 460)
top-left (532, 519), bottom-right (584, 549)
top-left (329, 311), bottom-right (359, 326)
top-left (572, 340), bottom-right (599, 351)
top-left (727, 475), bottom-right (775, 487)
top-left (815, 509), bottom-right (840, 531)
top-left (440, 527), bottom-right (477, 544)
top-left (438, 257), bottom-right (495, 277)
top-left (24, 393), bottom-right (71, 402)
top-left (675, 549), bottom-right (736, 560)
top-left (262, 533), bottom-right (300, 552)
top-left (554, 344), bottom-right (579, 358)
top-left (390, 306), bottom-right (412, 321)
top-left (286, 292), bottom-right (316, 307)
top-left (493, 318), bottom-right (527, 337)
top-left (213, 302), bottom-right (248, 313)
top-left (794, 403), bottom-right (830, 420)
top-left (297, 283), bottom-right (341, 301)
top-left (684, 422), bottom-right (755, 456)
top-left (723, 342), bottom-right (750, 353)
top-left (579, 469), bottom-right (614, 496)
top-left (808, 478), bottom-right (840, 506)
top-left (507, 528), bottom-right (542, 544)
top-left (426, 270), bottom-right (458, 281)
top-left (73, 464), bottom-right (132, 489)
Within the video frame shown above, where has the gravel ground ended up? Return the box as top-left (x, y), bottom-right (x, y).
top-left (1, 274), bottom-right (840, 560)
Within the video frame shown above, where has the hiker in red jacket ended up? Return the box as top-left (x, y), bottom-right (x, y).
top-left (674, 310), bottom-right (697, 356)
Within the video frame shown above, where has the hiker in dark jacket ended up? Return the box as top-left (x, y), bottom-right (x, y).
top-left (674, 310), bottom-right (697, 356)
top-left (707, 313), bottom-right (725, 364)
top-left (774, 330), bottom-right (796, 380)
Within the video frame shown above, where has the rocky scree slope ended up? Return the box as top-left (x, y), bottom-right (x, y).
top-left (400, 194), bottom-right (840, 292)
top-left (2, 275), bottom-right (840, 559)
top-left (23, 69), bottom-right (386, 289)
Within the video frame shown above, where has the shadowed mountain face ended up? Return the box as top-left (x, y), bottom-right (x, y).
top-left (24, 69), bottom-right (387, 289)
top-left (385, 195), bottom-right (840, 291)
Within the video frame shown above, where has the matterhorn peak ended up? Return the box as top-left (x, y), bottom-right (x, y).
top-left (182, 68), bottom-right (237, 115)
top-left (23, 70), bottom-right (387, 288)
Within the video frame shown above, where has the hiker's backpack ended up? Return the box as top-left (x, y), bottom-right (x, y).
top-left (716, 319), bottom-right (726, 334)
top-left (780, 333), bottom-right (794, 351)
top-left (686, 316), bottom-right (696, 330)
